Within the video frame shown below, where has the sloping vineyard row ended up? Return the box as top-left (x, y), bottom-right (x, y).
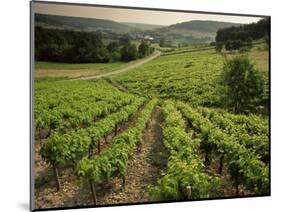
top-left (113, 51), bottom-right (224, 106)
top-left (35, 80), bottom-right (137, 134)
top-left (75, 99), bottom-right (158, 203)
top-left (149, 100), bottom-right (219, 200)
top-left (197, 107), bottom-right (269, 163)
top-left (40, 97), bottom-right (146, 190)
top-left (176, 102), bottom-right (269, 195)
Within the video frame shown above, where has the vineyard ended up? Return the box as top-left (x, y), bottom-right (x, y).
top-left (34, 46), bottom-right (269, 209)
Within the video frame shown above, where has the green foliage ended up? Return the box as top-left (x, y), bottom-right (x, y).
top-left (120, 44), bottom-right (139, 61)
top-left (149, 101), bottom-right (219, 200)
top-left (215, 42), bottom-right (223, 52)
top-left (113, 50), bottom-right (224, 107)
top-left (177, 102), bottom-right (269, 195)
top-left (40, 96), bottom-right (146, 167)
top-left (198, 106), bottom-right (269, 164)
top-left (35, 27), bottom-right (110, 63)
top-left (75, 99), bottom-right (158, 184)
top-left (216, 17), bottom-right (269, 43)
top-left (138, 41), bottom-right (150, 58)
top-left (221, 55), bottom-right (265, 113)
top-left (35, 80), bottom-right (138, 132)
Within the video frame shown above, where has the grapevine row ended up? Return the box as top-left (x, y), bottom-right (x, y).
top-left (198, 107), bottom-right (269, 163)
top-left (177, 101), bottom-right (269, 195)
top-left (75, 99), bottom-right (158, 204)
top-left (35, 80), bottom-right (136, 134)
top-left (149, 100), bottom-right (219, 200)
top-left (40, 97), bottom-right (146, 190)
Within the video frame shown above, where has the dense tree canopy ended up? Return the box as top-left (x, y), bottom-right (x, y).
top-left (216, 18), bottom-right (269, 43)
top-left (35, 27), bottom-right (154, 63)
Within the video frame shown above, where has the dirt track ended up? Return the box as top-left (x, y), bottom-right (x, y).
top-left (71, 50), bottom-right (161, 81)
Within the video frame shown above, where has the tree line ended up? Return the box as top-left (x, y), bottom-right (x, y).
top-left (214, 17), bottom-right (269, 52)
top-left (35, 27), bottom-right (154, 63)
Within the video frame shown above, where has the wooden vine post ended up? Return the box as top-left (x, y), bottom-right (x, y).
top-left (88, 146), bottom-right (93, 158)
top-left (115, 124), bottom-right (118, 136)
top-left (98, 141), bottom-right (100, 154)
top-left (218, 154), bottom-right (224, 175)
top-left (53, 164), bottom-right (61, 191)
top-left (122, 175), bottom-right (126, 189)
top-left (89, 180), bottom-right (97, 205)
top-left (38, 128), bottom-right (42, 147)
top-left (186, 186), bottom-right (192, 199)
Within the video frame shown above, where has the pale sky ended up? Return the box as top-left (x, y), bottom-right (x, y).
top-left (32, 2), bottom-right (262, 26)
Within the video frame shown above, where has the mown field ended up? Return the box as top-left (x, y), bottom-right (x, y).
top-left (34, 45), bottom-right (269, 209)
top-left (35, 60), bottom-right (139, 79)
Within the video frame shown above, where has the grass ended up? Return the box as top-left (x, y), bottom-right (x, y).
top-left (35, 61), bottom-right (126, 70)
top-left (35, 61), bottom-right (129, 79)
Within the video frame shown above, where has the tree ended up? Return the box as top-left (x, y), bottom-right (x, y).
top-left (119, 37), bottom-right (131, 46)
top-left (138, 41), bottom-right (150, 58)
top-left (107, 41), bottom-right (119, 52)
top-left (216, 18), bottom-right (269, 43)
top-left (120, 44), bottom-right (138, 61)
top-left (159, 38), bottom-right (166, 47)
top-left (221, 55), bottom-right (265, 114)
top-left (225, 40), bottom-right (233, 51)
top-left (215, 42), bottom-right (223, 53)
top-left (232, 40), bottom-right (243, 50)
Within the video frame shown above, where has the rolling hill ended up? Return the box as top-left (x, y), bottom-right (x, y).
top-left (166, 20), bottom-right (241, 33)
top-left (122, 22), bottom-right (165, 31)
top-left (35, 14), bottom-right (242, 45)
top-left (35, 13), bottom-right (132, 33)
top-left (148, 20), bottom-right (241, 45)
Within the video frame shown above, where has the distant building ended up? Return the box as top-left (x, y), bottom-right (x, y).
top-left (144, 35), bottom-right (154, 41)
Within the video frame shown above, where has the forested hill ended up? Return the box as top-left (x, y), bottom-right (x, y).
top-left (216, 17), bottom-right (269, 42)
top-left (165, 20), bottom-right (241, 33)
top-left (35, 13), bottom-right (132, 33)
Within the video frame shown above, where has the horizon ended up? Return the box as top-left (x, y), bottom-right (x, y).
top-left (33, 2), bottom-right (262, 26)
top-left (35, 12), bottom-right (251, 27)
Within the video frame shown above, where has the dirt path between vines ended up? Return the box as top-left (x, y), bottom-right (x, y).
top-left (104, 78), bottom-right (129, 93)
top-left (94, 106), bottom-right (168, 205)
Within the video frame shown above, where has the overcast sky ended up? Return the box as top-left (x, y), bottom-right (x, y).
top-left (32, 2), bottom-right (262, 26)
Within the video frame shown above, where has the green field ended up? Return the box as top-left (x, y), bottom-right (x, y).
top-left (35, 61), bottom-right (130, 79)
top-left (35, 61), bottom-right (128, 70)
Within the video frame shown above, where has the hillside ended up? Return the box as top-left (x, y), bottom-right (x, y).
top-left (122, 22), bottom-right (164, 31)
top-left (149, 20), bottom-right (241, 45)
top-left (35, 13), bottom-right (132, 33)
top-left (34, 14), bottom-right (243, 45)
top-left (167, 20), bottom-right (241, 33)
